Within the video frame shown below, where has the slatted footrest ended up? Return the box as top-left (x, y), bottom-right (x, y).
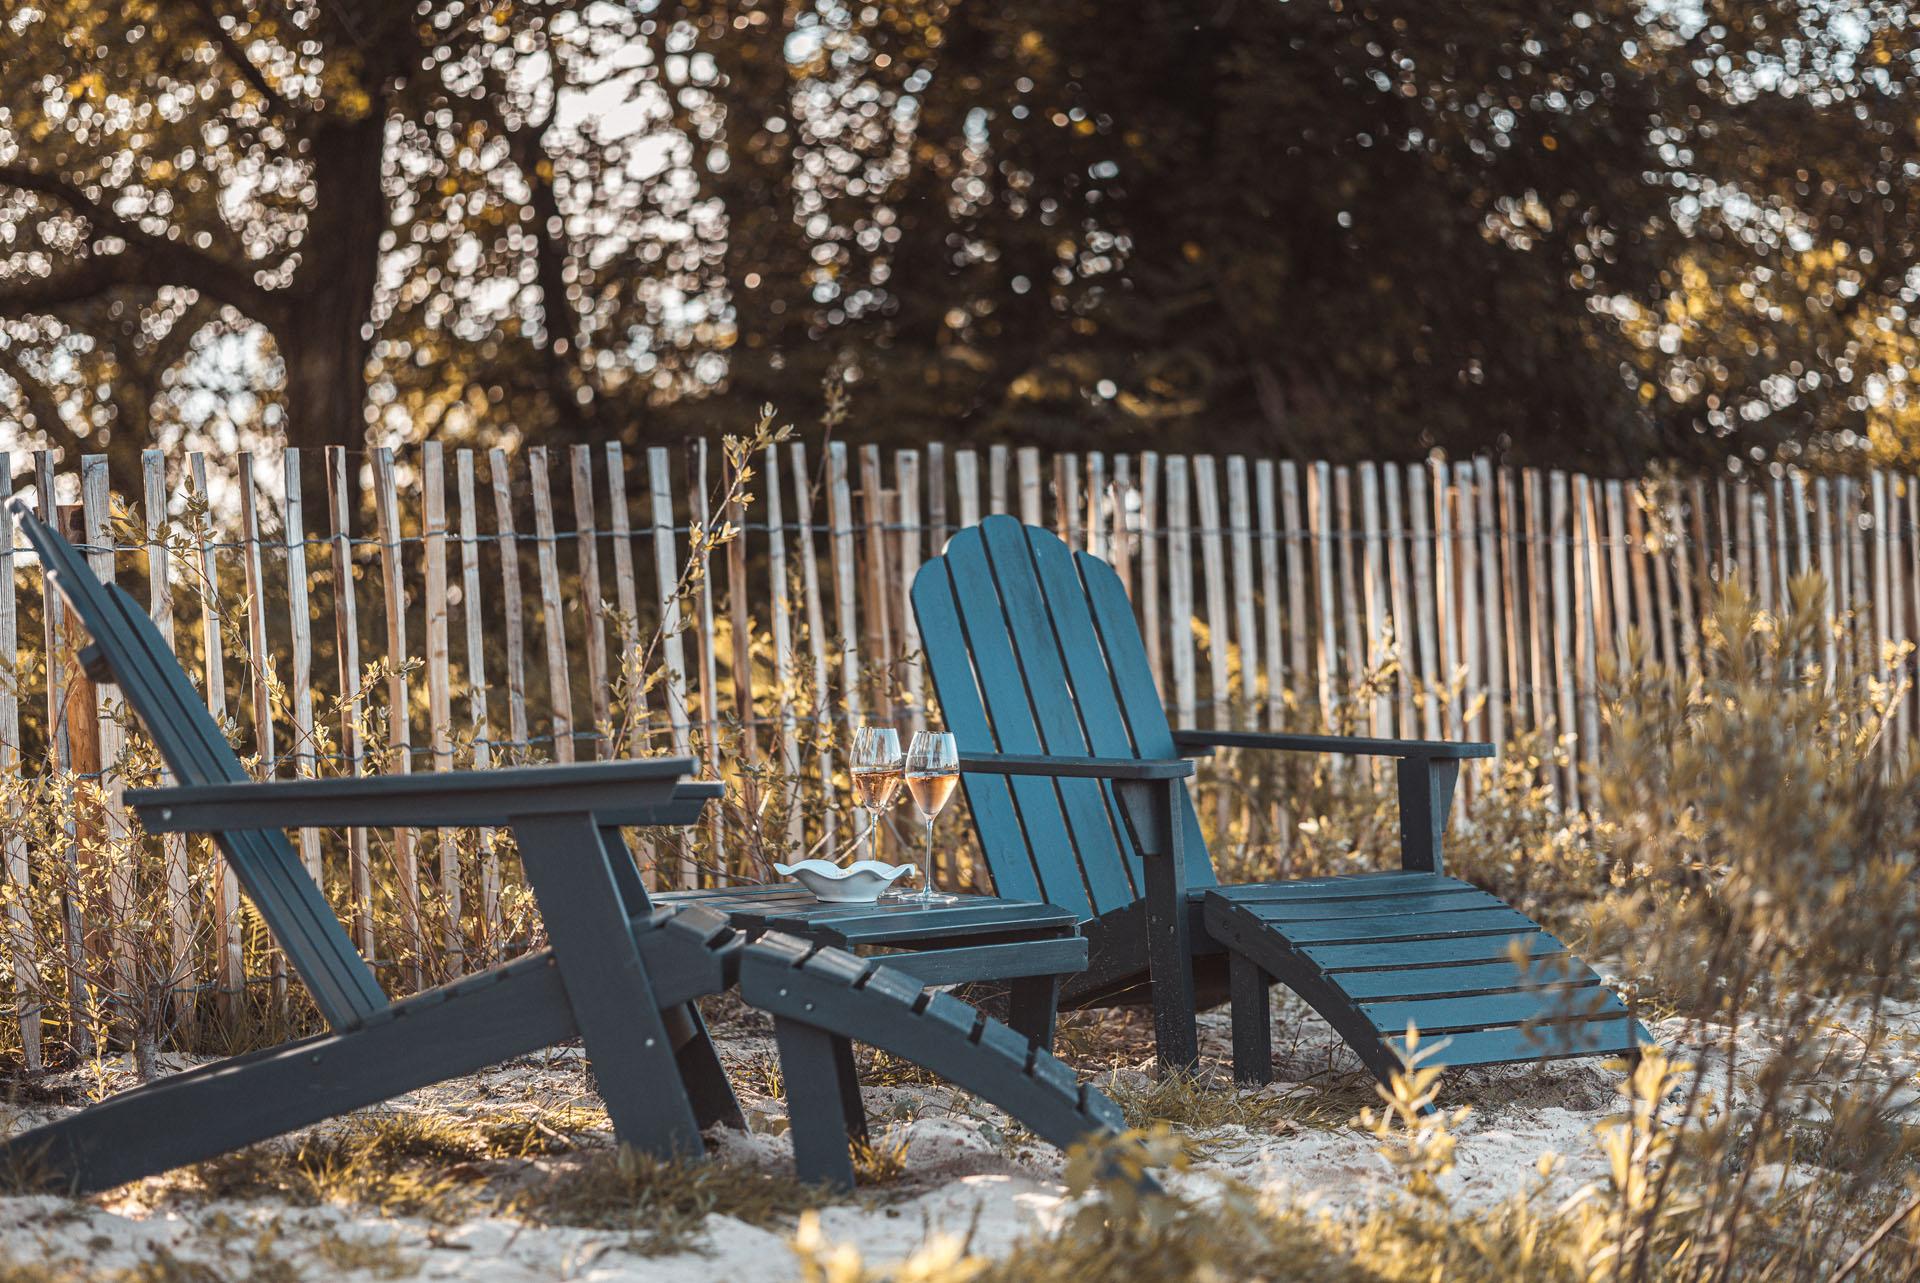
top-left (735, 931), bottom-right (1130, 1187)
top-left (1203, 875), bottom-right (1651, 1083)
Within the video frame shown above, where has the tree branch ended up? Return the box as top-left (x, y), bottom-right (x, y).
top-left (0, 164), bottom-right (279, 319)
top-left (0, 348), bottom-right (84, 456)
top-left (181, 0), bottom-right (293, 117)
top-left (0, 257), bottom-right (122, 314)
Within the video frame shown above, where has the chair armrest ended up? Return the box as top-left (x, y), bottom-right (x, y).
top-left (620, 781), bottom-right (725, 827)
top-left (957, 752), bottom-right (1194, 781)
top-left (129, 759), bottom-right (701, 833)
top-left (1170, 729), bottom-right (1494, 761)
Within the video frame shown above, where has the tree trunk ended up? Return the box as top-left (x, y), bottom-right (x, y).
top-left (278, 110), bottom-right (390, 451)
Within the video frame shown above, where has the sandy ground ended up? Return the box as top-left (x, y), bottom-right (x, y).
top-left (1, 982), bottom-right (1910, 1282)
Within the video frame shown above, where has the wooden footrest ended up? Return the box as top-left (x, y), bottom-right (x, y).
top-left (1203, 875), bottom-right (1650, 1082)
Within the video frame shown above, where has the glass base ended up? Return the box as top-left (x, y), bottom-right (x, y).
top-left (888, 888), bottom-right (958, 906)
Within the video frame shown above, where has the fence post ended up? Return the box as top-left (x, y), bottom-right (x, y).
top-left (323, 448), bottom-right (373, 956)
top-left (895, 449), bottom-right (925, 735)
top-left (1164, 455), bottom-right (1196, 728)
top-left (235, 453), bottom-right (288, 1008)
top-left (0, 457), bottom-right (41, 1070)
top-left (371, 447), bottom-right (422, 985)
top-left (1358, 463), bottom-right (1390, 738)
top-left (1193, 456), bottom-right (1231, 730)
top-left (1226, 456), bottom-right (1259, 725)
top-left (1139, 452), bottom-right (1163, 691)
top-left (487, 450), bottom-right (532, 758)
top-left (647, 447), bottom-right (692, 763)
top-left (527, 447), bottom-right (575, 764)
top-left (1549, 471), bottom-right (1577, 808)
top-left (788, 442), bottom-right (834, 854)
top-left (1017, 447), bottom-right (1042, 526)
top-left (765, 443), bottom-right (801, 847)
top-left (140, 451), bottom-right (193, 1034)
top-left (1475, 458), bottom-right (1505, 751)
top-left (188, 453), bottom-right (243, 1017)
top-left (455, 450), bottom-right (501, 939)
top-left (1254, 458), bottom-right (1284, 729)
top-left (604, 444), bottom-right (641, 756)
top-left (1384, 464), bottom-right (1415, 739)
top-left (421, 444), bottom-right (460, 970)
top-left (570, 445), bottom-right (609, 756)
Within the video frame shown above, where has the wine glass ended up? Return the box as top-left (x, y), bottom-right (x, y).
top-left (848, 726), bottom-right (902, 861)
top-left (897, 731), bottom-right (959, 904)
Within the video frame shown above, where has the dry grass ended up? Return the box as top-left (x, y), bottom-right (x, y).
top-left (154, 1106), bottom-right (606, 1222)
top-left (506, 1146), bottom-right (834, 1256)
top-left (1103, 1069), bottom-right (1350, 1146)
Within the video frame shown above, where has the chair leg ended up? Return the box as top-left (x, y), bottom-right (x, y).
top-left (831, 1032), bottom-right (868, 1147)
top-left (772, 1017), bottom-right (862, 1190)
top-left (1006, 974), bottom-right (1060, 1052)
top-left (1228, 952), bottom-right (1273, 1086)
top-left (512, 812), bottom-right (705, 1157)
top-left (664, 1001), bottom-right (747, 1132)
top-left (1128, 775), bottom-right (1198, 1072)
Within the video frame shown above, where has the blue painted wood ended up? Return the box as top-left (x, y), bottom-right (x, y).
top-left (665, 1000), bottom-right (749, 1132)
top-left (1228, 953), bottom-right (1273, 1085)
top-left (1301, 931), bottom-right (1564, 972)
top-left (1360, 986), bottom-right (1628, 1035)
top-left (974, 517), bottom-right (1134, 914)
top-left (1006, 973), bottom-right (1061, 1048)
top-left (511, 810), bottom-right (706, 1155)
top-left (910, 545), bottom-right (1048, 906)
top-left (751, 899), bottom-right (1078, 944)
top-left (934, 528), bottom-right (1098, 918)
top-left (1074, 548), bottom-right (1215, 887)
top-left (131, 760), bottom-right (693, 829)
top-left (879, 938), bottom-right (1086, 986)
top-left (1172, 729), bottom-right (1496, 760)
top-left (1139, 774), bottom-right (1197, 1068)
top-left (1336, 958), bottom-right (1602, 1000)
top-left (774, 1017), bottom-right (861, 1189)
top-left (1252, 906), bottom-right (1539, 945)
top-left (1397, 757), bottom-right (1460, 875)
top-left (956, 752), bottom-right (1194, 780)
top-left (1224, 889), bottom-right (1503, 922)
top-left (737, 945), bottom-right (1134, 1169)
top-left (1386, 1019), bottom-right (1647, 1068)
top-left (1022, 525), bottom-right (1150, 891)
top-left (1209, 871), bottom-right (1451, 902)
top-left (1202, 896), bottom-right (1409, 1083)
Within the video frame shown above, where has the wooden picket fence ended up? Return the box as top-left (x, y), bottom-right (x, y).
top-left (1, 440), bottom-right (1916, 1066)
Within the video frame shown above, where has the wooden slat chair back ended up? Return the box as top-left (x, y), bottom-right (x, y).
top-left (24, 504), bottom-right (389, 1028)
top-left (913, 515), bottom-right (1213, 920)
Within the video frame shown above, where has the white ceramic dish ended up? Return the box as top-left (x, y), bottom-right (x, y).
top-left (774, 859), bottom-right (914, 904)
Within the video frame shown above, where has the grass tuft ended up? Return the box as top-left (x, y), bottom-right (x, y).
top-left (1104, 1069), bottom-right (1352, 1147)
top-left (507, 1147), bottom-right (836, 1256)
top-left (158, 1107), bottom-right (604, 1221)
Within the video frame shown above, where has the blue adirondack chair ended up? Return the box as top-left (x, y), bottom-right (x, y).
top-left (913, 515), bottom-right (1651, 1083)
top-left (0, 500), bottom-right (1130, 1193)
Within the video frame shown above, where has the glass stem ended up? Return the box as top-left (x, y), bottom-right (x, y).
top-left (922, 819), bottom-right (935, 895)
